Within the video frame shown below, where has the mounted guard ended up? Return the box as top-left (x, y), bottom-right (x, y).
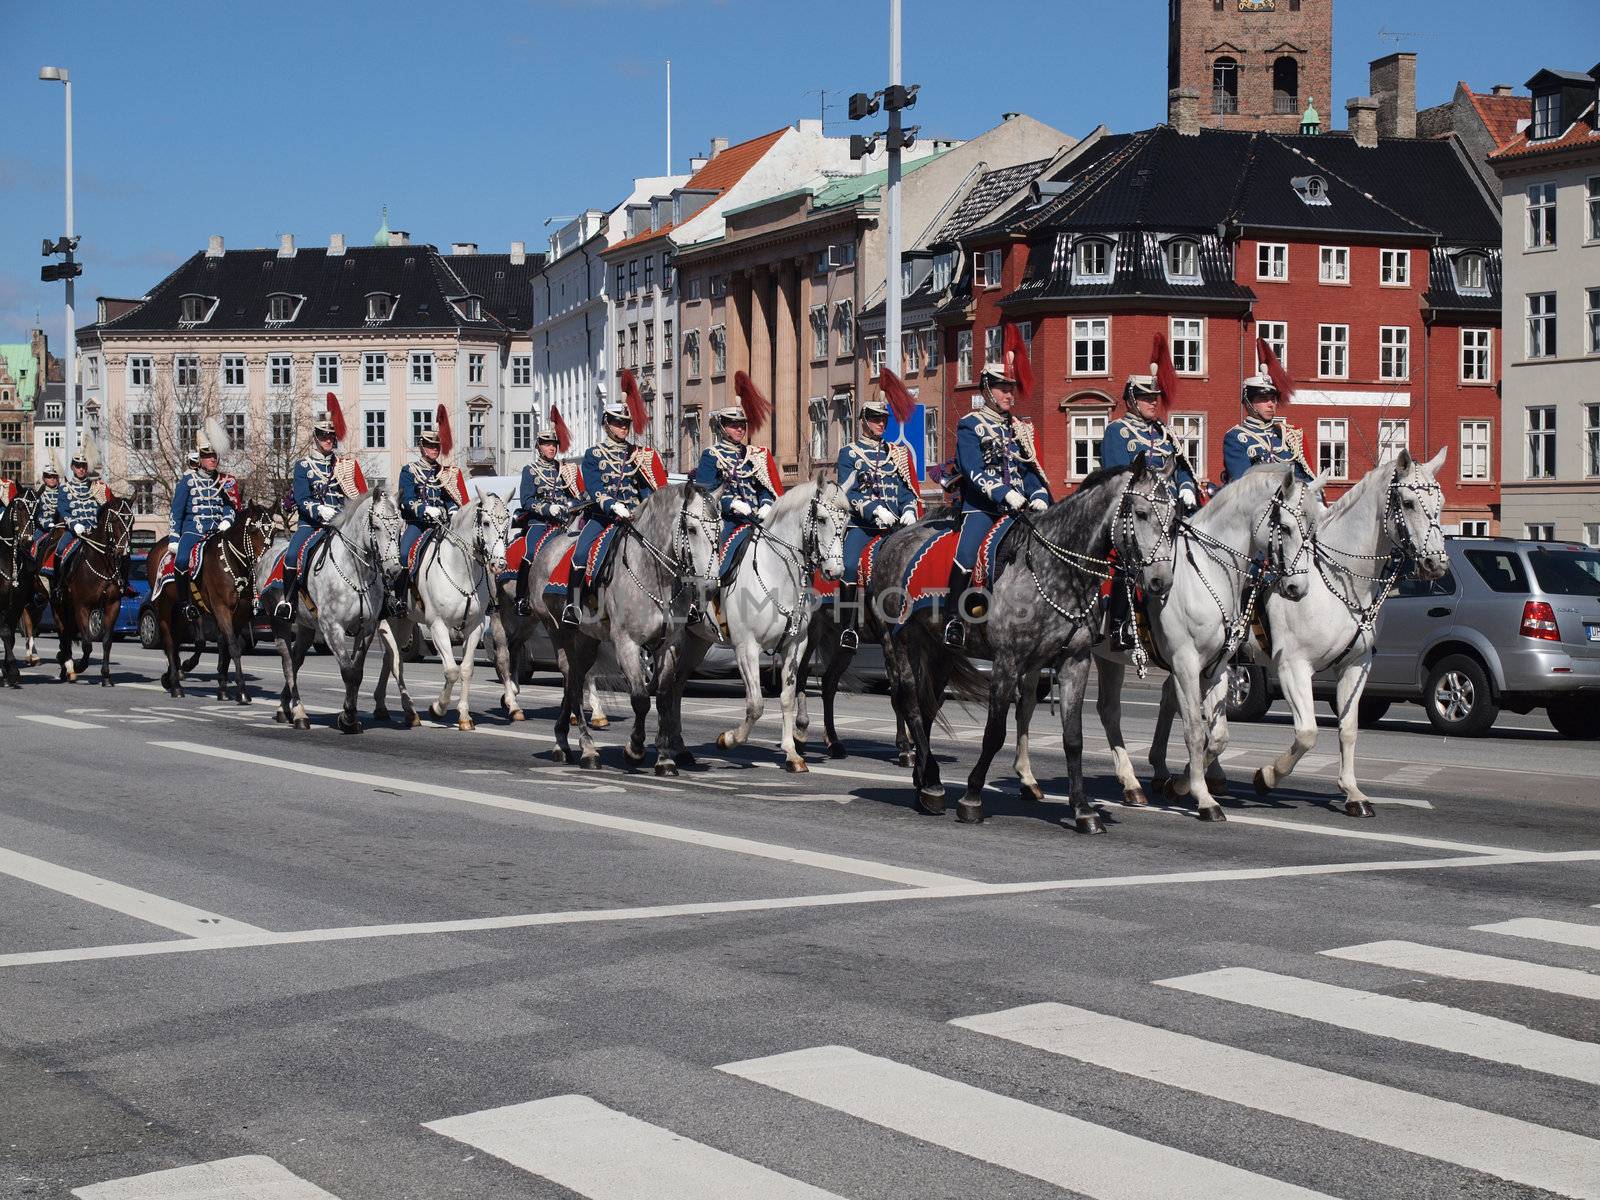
top-left (691, 369), bottom-right (783, 577)
top-left (1222, 337), bottom-right (1313, 485)
top-left (280, 394), bottom-right (368, 620)
top-left (169, 419), bottom-right (241, 622)
top-left (566, 369), bottom-right (666, 626)
top-left (395, 404), bottom-right (469, 611)
top-left (1101, 334), bottom-right (1201, 509)
top-left (52, 438), bottom-right (115, 590)
top-left (512, 405), bottom-right (582, 617)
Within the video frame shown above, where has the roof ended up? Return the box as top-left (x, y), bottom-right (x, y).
top-left (80, 245), bottom-right (515, 335)
top-left (0, 344), bottom-right (38, 406)
top-left (1423, 245), bottom-right (1502, 314)
top-left (809, 151), bottom-right (949, 210)
top-left (1461, 85), bottom-right (1532, 151)
top-left (930, 156), bottom-right (1056, 247)
top-left (443, 251), bottom-right (546, 333)
top-left (1005, 228), bottom-right (1255, 310)
top-left (604, 128), bottom-right (789, 255)
top-left (1490, 99), bottom-right (1600, 162)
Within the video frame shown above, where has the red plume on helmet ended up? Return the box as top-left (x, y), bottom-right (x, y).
top-left (619, 368), bottom-right (649, 435)
top-left (1151, 332), bottom-right (1178, 407)
top-left (878, 366), bottom-right (917, 425)
top-left (549, 404), bottom-right (571, 454)
top-left (325, 392), bottom-right (347, 441)
top-left (435, 404), bottom-right (454, 457)
top-left (1256, 336), bottom-right (1295, 403)
top-left (733, 370), bottom-right (771, 434)
top-left (1003, 324), bottom-right (1035, 401)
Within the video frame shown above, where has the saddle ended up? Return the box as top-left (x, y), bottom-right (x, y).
top-left (500, 523), bottom-right (565, 587)
top-left (893, 516), bottom-right (1018, 625)
top-left (405, 528), bottom-right (441, 575)
top-left (814, 534), bottom-right (885, 596)
top-left (256, 531), bottom-right (331, 611)
top-left (154, 544), bottom-right (214, 615)
top-left (543, 526), bottom-right (621, 599)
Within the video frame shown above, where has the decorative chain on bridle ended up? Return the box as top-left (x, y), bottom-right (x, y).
top-left (66, 504), bottom-right (135, 588)
top-left (622, 491), bottom-right (721, 613)
top-left (747, 491), bottom-right (846, 646)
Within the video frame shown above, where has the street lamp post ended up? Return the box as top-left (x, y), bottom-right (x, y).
top-left (39, 66), bottom-right (77, 464)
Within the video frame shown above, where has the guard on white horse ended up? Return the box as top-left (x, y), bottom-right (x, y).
top-left (512, 406), bottom-right (582, 617)
top-left (834, 381), bottom-right (919, 652)
top-left (1222, 338), bottom-right (1314, 485)
top-left (690, 370), bottom-right (783, 572)
top-left (279, 394), bottom-right (368, 621)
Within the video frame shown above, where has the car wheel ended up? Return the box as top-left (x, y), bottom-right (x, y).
top-left (1546, 697), bottom-right (1600, 739)
top-left (138, 607), bottom-right (160, 650)
top-left (1225, 660), bottom-right (1270, 722)
top-left (1356, 698), bottom-right (1390, 728)
top-left (1423, 654), bottom-right (1498, 736)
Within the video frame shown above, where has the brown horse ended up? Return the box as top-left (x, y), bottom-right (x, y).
top-left (0, 488), bottom-right (42, 687)
top-left (48, 496), bottom-right (135, 685)
top-left (146, 503), bottom-right (276, 702)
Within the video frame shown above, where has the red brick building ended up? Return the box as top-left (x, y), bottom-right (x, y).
top-left (936, 107), bottom-right (1505, 530)
top-left (1168, 0), bottom-right (1332, 133)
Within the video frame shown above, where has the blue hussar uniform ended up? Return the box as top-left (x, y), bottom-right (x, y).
top-left (398, 456), bottom-right (464, 563)
top-left (170, 467), bottom-right (239, 570)
top-left (1222, 416), bottom-right (1312, 485)
top-left (31, 469), bottom-right (63, 561)
top-left (1100, 413), bottom-right (1200, 502)
top-left (56, 472), bottom-right (111, 562)
top-left (511, 449), bottom-right (583, 613)
top-left (288, 450), bottom-right (367, 566)
top-left (566, 430), bottom-right (666, 623)
top-left (691, 436), bottom-right (783, 547)
top-left (953, 406), bottom-right (1049, 572)
top-left (836, 431), bottom-right (919, 576)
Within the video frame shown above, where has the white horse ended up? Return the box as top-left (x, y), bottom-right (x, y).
top-left (256, 491), bottom-right (404, 733)
top-left (1096, 465), bottom-right (1320, 820)
top-left (1251, 448), bottom-right (1448, 816)
top-left (374, 493), bottom-right (511, 731)
top-left (691, 481), bottom-right (850, 772)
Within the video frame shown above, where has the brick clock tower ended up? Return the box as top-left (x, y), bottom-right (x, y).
top-left (1168, 0), bottom-right (1333, 132)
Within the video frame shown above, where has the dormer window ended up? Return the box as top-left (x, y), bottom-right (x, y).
top-left (178, 294), bottom-right (216, 326)
top-left (265, 293), bottom-right (303, 325)
top-left (1162, 238), bottom-right (1201, 282)
top-left (1074, 238), bottom-right (1113, 281)
top-left (1531, 90), bottom-right (1560, 140)
top-left (1454, 251), bottom-right (1490, 294)
top-left (366, 293), bottom-right (396, 323)
top-left (931, 252), bottom-right (954, 293)
top-left (452, 297), bottom-right (483, 322)
top-left (1293, 175), bottom-right (1330, 206)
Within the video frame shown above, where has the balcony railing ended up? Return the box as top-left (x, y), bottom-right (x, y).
top-left (1273, 93), bottom-right (1298, 115)
top-left (1212, 91), bottom-right (1239, 115)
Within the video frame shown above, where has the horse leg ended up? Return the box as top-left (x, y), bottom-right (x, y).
top-left (427, 618), bottom-right (460, 722)
top-left (1332, 661), bottom-right (1375, 817)
top-left (777, 641), bottom-right (808, 772)
top-left (1256, 656), bottom-right (1317, 797)
top-left (453, 622), bottom-right (483, 731)
top-left (888, 636), bottom-right (942, 814)
top-left (1148, 674), bottom-right (1180, 796)
top-left (611, 636), bottom-right (653, 770)
top-left (820, 640), bottom-right (851, 759)
top-left (1169, 651), bottom-right (1225, 822)
top-left (55, 598), bottom-right (75, 681)
top-left (1057, 652), bottom-right (1103, 834)
top-left (486, 611), bottom-right (524, 722)
top-left (213, 612), bottom-right (233, 701)
top-left (1094, 655), bottom-right (1147, 806)
top-left (717, 636), bottom-right (765, 752)
top-left (288, 628), bottom-right (314, 729)
top-left (1014, 666), bottom-right (1043, 804)
top-left (566, 637), bottom-right (602, 767)
top-left (272, 630), bottom-right (293, 723)
top-left (160, 602), bottom-right (184, 698)
top-left (959, 665), bottom-right (1016, 824)
top-left (1200, 672), bottom-right (1232, 796)
top-left (336, 631), bottom-right (370, 735)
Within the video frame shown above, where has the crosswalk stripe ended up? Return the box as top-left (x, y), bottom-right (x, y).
top-left (1476, 917), bottom-right (1600, 952)
top-left (17, 713), bottom-right (104, 730)
top-left (424, 1094), bottom-right (842, 1199)
top-left (954, 1002), bottom-right (1600, 1200)
top-left (1158, 967), bottom-right (1600, 1086)
top-left (1322, 940), bottom-right (1600, 1000)
top-left (72, 1155), bottom-right (340, 1198)
top-left (719, 1044), bottom-right (1335, 1199)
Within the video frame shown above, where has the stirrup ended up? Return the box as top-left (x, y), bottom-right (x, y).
top-left (838, 626), bottom-right (859, 652)
top-left (514, 596), bottom-right (533, 617)
top-left (943, 617), bottom-right (965, 648)
top-left (274, 597), bottom-right (293, 621)
top-left (561, 603), bottom-right (580, 627)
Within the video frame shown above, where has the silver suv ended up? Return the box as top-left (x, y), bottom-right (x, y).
top-left (1227, 537), bottom-right (1600, 738)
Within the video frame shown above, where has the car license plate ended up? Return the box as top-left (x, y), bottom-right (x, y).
top-left (1588, 624), bottom-right (1600, 643)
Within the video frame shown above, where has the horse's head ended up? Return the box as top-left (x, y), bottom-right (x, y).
top-left (468, 492), bottom-right (511, 576)
top-left (811, 480), bottom-right (851, 583)
top-left (1263, 468), bottom-right (1320, 601)
top-left (367, 492), bottom-right (405, 578)
top-left (1389, 447), bottom-right (1449, 581)
top-left (100, 497), bottom-right (136, 558)
top-left (677, 480), bottom-right (722, 589)
top-left (242, 503), bottom-right (277, 559)
top-left (1115, 453), bottom-right (1179, 598)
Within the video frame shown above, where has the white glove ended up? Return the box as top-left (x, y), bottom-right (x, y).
top-left (1178, 483), bottom-right (1201, 513)
top-left (425, 505), bottom-right (445, 522)
top-left (873, 508), bottom-right (896, 530)
top-left (1028, 497), bottom-right (1049, 513)
top-left (72, 523), bottom-right (87, 536)
top-left (315, 504), bottom-right (337, 522)
top-left (1003, 490), bottom-right (1026, 512)
top-left (217, 518), bottom-right (234, 532)
top-left (613, 503), bottom-right (632, 521)
top-left (898, 509), bottom-right (917, 527)
top-left (730, 499), bottom-right (753, 518)
top-left (756, 504), bottom-right (773, 521)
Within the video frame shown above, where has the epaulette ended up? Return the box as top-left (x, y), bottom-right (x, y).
top-left (887, 441), bottom-right (919, 490)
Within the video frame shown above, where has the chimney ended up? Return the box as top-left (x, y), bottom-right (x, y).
top-left (797, 118), bottom-right (822, 137)
top-left (510, 240), bottom-right (526, 265)
top-left (1492, 83), bottom-right (1515, 97)
top-left (709, 136), bottom-right (729, 158)
top-left (206, 234), bottom-right (224, 258)
top-left (451, 242), bottom-right (478, 255)
top-left (278, 233), bottom-right (296, 257)
top-left (689, 156), bottom-right (709, 172)
top-left (389, 230), bottom-right (410, 246)
top-left (1347, 96), bottom-right (1380, 147)
top-left (1001, 111), bottom-right (1021, 122)
top-left (328, 232), bottom-right (346, 255)
top-left (1369, 52), bottom-right (1417, 138)
top-left (1168, 87), bottom-right (1200, 136)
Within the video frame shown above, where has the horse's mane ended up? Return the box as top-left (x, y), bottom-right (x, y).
top-left (1073, 462), bottom-right (1133, 494)
top-left (329, 489), bottom-right (376, 531)
top-left (766, 481), bottom-right (819, 521)
top-left (1322, 456), bottom-right (1395, 524)
top-left (1196, 464), bottom-right (1292, 522)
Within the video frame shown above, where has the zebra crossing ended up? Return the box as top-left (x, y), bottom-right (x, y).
top-left (70, 905), bottom-right (1600, 1199)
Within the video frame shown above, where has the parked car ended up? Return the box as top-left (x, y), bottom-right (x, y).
top-left (37, 551), bottom-right (149, 641)
top-left (1226, 536), bottom-right (1600, 738)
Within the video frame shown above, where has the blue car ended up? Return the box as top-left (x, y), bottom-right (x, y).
top-left (35, 552), bottom-right (149, 640)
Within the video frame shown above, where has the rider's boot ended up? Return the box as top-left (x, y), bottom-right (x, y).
top-left (943, 564), bottom-right (972, 649)
top-left (514, 561), bottom-right (533, 617)
top-left (388, 572), bottom-right (409, 619)
top-left (276, 566), bottom-right (297, 622)
top-left (173, 568), bottom-right (200, 623)
top-left (562, 567), bottom-right (585, 627)
top-left (837, 585), bottom-right (860, 651)
top-left (1108, 583), bottom-right (1137, 653)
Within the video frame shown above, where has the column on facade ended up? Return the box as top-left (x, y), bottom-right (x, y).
top-left (796, 257), bottom-right (814, 475)
top-left (748, 267), bottom-right (774, 452)
top-left (726, 272), bottom-right (750, 409)
top-left (773, 260), bottom-right (799, 474)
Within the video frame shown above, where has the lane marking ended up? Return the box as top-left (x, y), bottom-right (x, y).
top-left (0, 845), bottom-right (264, 938)
top-left (1157, 967), bottom-right (1600, 1086)
top-left (719, 1045), bottom-right (1334, 1199)
top-left (72, 1154), bottom-right (340, 1198)
top-left (1322, 940), bottom-right (1600, 1000)
top-left (425, 1094), bottom-right (842, 1199)
top-left (11, 849), bottom-right (1598, 969)
top-left (1477, 917), bottom-right (1600, 952)
top-left (954, 1001), bottom-right (1600, 1200)
top-left (150, 740), bottom-right (972, 890)
top-left (16, 714), bottom-right (103, 730)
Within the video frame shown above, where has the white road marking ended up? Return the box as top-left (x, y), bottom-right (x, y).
top-left (1322, 940), bottom-right (1600, 1000)
top-left (1158, 967), bottom-right (1600, 1086)
top-left (15, 714), bottom-right (103, 730)
top-left (956, 1001), bottom-right (1600, 1200)
top-left (425, 1094), bottom-right (842, 1199)
top-left (0, 845), bottom-right (264, 937)
top-left (8, 850), bottom-right (1600, 970)
top-left (719, 1045), bottom-right (1334, 1199)
top-left (151, 740), bottom-right (972, 889)
top-left (72, 1154), bottom-right (340, 1198)
top-left (1360, 794), bottom-right (1435, 809)
top-left (1477, 917), bottom-right (1600, 952)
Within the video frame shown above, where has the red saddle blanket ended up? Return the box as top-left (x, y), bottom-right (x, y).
top-left (894, 516), bottom-right (1016, 623)
top-left (813, 535), bottom-right (884, 597)
top-left (543, 526), bottom-right (619, 596)
top-left (153, 541), bottom-right (207, 593)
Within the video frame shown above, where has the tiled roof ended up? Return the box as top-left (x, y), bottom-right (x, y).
top-left (83, 245), bottom-right (513, 335)
top-left (1423, 245), bottom-right (1502, 314)
top-left (444, 251), bottom-right (546, 333)
top-left (605, 127), bottom-right (789, 255)
top-left (1490, 100), bottom-right (1600, 161)
top-left (927, 157), bottom-right (1054, 246)
top-left (1005, 229), bottom-right (1254, 309)
top-left (1462, 86), bottom-right (1532, 150)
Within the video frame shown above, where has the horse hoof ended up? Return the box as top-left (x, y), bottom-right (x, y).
top-left (293, 718), bottom-right (311, 731)
top-left (429, 702), bottom-right (445, 720)
top-left (655, 761), bottom-right (678, 777)
top-left (1121, 788), bottom-right (1149, 807)
top-left (580, 754), bottom-right (601, 770)
top-left (101, 678), bottom-right (114, 688)
top-left (274, 710), bottom-right (287, 724)
top-left (238, 694), bottom-right (251, 706)
top-left (623, 745), bottom-right (646, 765)
top-left (1345, 799), bottom-right (1376, 818)
top-left (1020, 782), bottom-right (1044, 804)
top-left (1161, 777), bottom-right (1182, 803)
top-left (373, 706), bottom-right (389, 722)
top-left (569, 714), bottom-right (581, 727)
top-left (589, 716), bottom-right (609, 730)
top-left (26, 655), bottom-right (40, 667)
top-left (405, 712), bottom-right (421, 729)
top-left (914, 787), bottom-right (947, 816)
top-left (897, 752), bottom-right (912, 768)
top-left (1252, 768), bottom-right (1272, 798)
top-left (550, 747), bottom-right (570, 764)
top-left (674, 749), bottom-right (697, 769)
top-left (717, 732), bottom-right (733, 749)
top-left (956, 797), bottom-right (985, 824)
top-left (1074, 812), bottom-right (1106, 835)
top-left (1197, 805), bottom-right (1228, 823)
top-left (340, 720), bottom-right (363, 735)
top-left (509, 709), bottom-right (525, 722)
top-left (827, 743), bottom-right (847, 760)
top-left (785, 759), bottom-right (809, 773)
top-left (1208, 775), bottom-right (1233, 799)
top-left (457, 720), bottom-right (476, 732)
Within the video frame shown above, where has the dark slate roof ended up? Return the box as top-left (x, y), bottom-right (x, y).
top-left (930, 157), bottom-right (1056, 248)
top-left (1423, 245), bottom-right (1502, 314)
top-left (1005, 229), bottom-right (1254, 310)
top-left (84, 245), bottom-right (513, 335)
top-left (443, 252), bottom-right (545, 333)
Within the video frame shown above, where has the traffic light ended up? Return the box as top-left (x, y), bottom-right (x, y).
top-left (847, 91), bottom-right (879, 121)
top-left (41, 261), bottom-right (82, 282)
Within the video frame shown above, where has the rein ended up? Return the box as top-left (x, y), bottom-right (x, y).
top-left (745, 490), bottom-right (846, 645)
top-left (620, 490), bottom-right (719, 614)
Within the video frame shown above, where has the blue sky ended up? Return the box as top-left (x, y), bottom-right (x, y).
top-left (0, 0), bottom-right (1588, 346)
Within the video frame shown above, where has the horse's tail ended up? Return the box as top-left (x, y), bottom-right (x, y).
top-left (900, 614), bottom-right (987, 736)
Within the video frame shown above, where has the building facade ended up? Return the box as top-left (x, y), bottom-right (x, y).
top-left (1419, 80), bottom-right (1532, 176)
top-left (0, 332), bottom-right (48, 487)
top-left (1168, 0), bottom-right (1332, 133)
top-left (1490, 65), bottom-right (1600, 545)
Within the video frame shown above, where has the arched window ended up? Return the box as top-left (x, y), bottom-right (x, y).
top-left (1212, 57), bottom-right (1240, 115)
top-left (1273, 57), bottom-right (1300, 114)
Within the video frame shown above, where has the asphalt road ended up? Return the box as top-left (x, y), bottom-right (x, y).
top-left (2, 641), bottom-right (1598, 1200)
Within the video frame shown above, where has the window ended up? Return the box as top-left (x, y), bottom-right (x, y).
top-left (983, 327), bottom-right (1002, 368)
top-left (1169, 413), bottom-right (1205, 479)
top-left (932, 252), bottom-right (953, 293)
top-left (222, 412), bottom-right (246, 451)
top-left (1258, 320), bottom-right (1287, 367)
top-left (1256, 243), bottom-right (1288, 281)
top-left (709, 274), bottom-right (727, 299)
top-left (43, 400), bottom-right (63, 422)
top-left (1380, 249), bottom-right (1409, 286)
top-left (1070, 412), bottom-right (1107, 479)
top-left (459, 297), bottom-right (481, 321)
top-left (686, 274), bottom-right (702, 302)
top-left (616, 329), bottom-right (627, 372)
top-left (1466, 548), bottom-right (1530, 592)
top-left (902, 331), bottom-right (921, 375)
top-left (84, 357), bottom-right (100, 388)
top-left (710, 325), bottom-right (727, 376)
top-left (1526, 523), bottom-right (1555, 541)
top-left (1073, 318), bottom-right (1109, 375)
top-left (410, 352), bottom-right (434, 385)
top-left (1317, 418), bottom-right (1348, 480)
top-left (0, 459), bottom-right (18, 485)
top-left (1163, 239), bottom-right (1199, 281)
top-left (1527, 183), bottom-right (1557, 249)
top-left (643, 256), bottom-right (654, 292)
top-left (411, 409), bottom-right (433, 445)
top-left (269, 354), bottom-right (293, 389)
top-left (628, 259), bottom-right (639, 294)
top-left (1589, 177), bottom-right (1600, 242)
top-left (1378, 419), bottom-right (1409, 459)
top-left (468, 410), bottom-right (485, 449)
top-left (176, 413), bottom-right (200, 451)
top-left (363, 353), bottom-right (387, 386)
top-left (510, 355), bottom-right (531, 386)
top-left (683, 331), bottom-right (701, 379)
top-left (810, 305), bottom-right (829, 359)
top-left (925, 329), bottom-right (942, 371)
top-left (1587, 403), bottom-right (1600, 478)
top-left (628, 327), bottom-right (638, 368)
top-left (1586, 522), bottom-right (1600, 549)
top-left (1460, 421), bottom-right (1491, 481)
top-left (1170, 318), bottom-right (1204, 374)
top-left (900, 262), bottom-right (914, 298)
top-left (830, 242), bottom-right (856, 268)
top-left (1460, 329), bottom-right (1492, 382)
top-left (834, 301), bottom-right (854, 356)
top-left (179, 295), bottom-right (212, 324)
top-left (1588, 288), bottom-right (1600, 355)
top-left (364, 409), bottom-right (387, 451)
top-left (1526, 406), bottom-right (1556, 479)
top-left (366, 293), bottom-right (394, 322)
top-left (809, 398), bottom-right (829, 462)
top-left (270, 410), bottom-right (294, 452)
top-left (131, 480), bottom-right (156, 515)
top-left (42, 429), bottom-right (62, 449)
top-left (1075, 238), bottom-right (1112, 280)
top-left (957, 329), bottom-right (974, 385)
top-left (662, 253), bottom-right (674, 294)
top-left (467, 353), bottom-right (485, 384)
top-left (867, 337), bottom-right (887, 373)
top-left (222, 355), bottom-right (246, 388)
top-left (129, 355), bottom-right (152, 388)
top-left (174, 355), bottom-right (199, 387)
top-left (1460, 520), bottom-right (1490, 537)
top-left (511, 411), bottom-right (532, 452)
top-left (1272, 56), bottom-right (1299, 113)
top-left (1527, 293), bottom-right (1557, 359)
top-left (1531, 90), bottom-right (1560, 139)
top-left (1212, 56), bottom-right (1239, 114)
top-left (612, 264), bottom-right (626, 296)
top-left (1454, 252), bottom-right (1488, 292)
top-left (976, 248), bottom-right (1003, 289)
top-left (316, 354), bottom-right (340, 387)
top-left (1379, 326), bottom-right (1410, 381)
top-left (130, 413), bottom-right (153, 452)
top-left (1296, 175), bottom-right (1329, 205)
top-left (1318, 246), bottom-right (1349, 284)
top-left (1317, 324), bottom-right (1348, 378)
top-left (0, 422), bottom-right (18, 444)
top-left (644, 326), bottom-right (654, 366)
top-left (267, 294), bottom-right (299, 323)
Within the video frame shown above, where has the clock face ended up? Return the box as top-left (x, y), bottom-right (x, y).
top-left (1239, 0), bottom-right (1276, 9)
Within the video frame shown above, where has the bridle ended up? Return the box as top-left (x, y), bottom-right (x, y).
top-left (1107, 468), bottom-right (1181, 676)
top-left (745, 487), bottom-right (849, 644)
top-left (0, 491), bottom-right (40, 586)
top-left (621, 486), bottom-right (721, 613)
top-left (67, 500), bottom-right (134, 589)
